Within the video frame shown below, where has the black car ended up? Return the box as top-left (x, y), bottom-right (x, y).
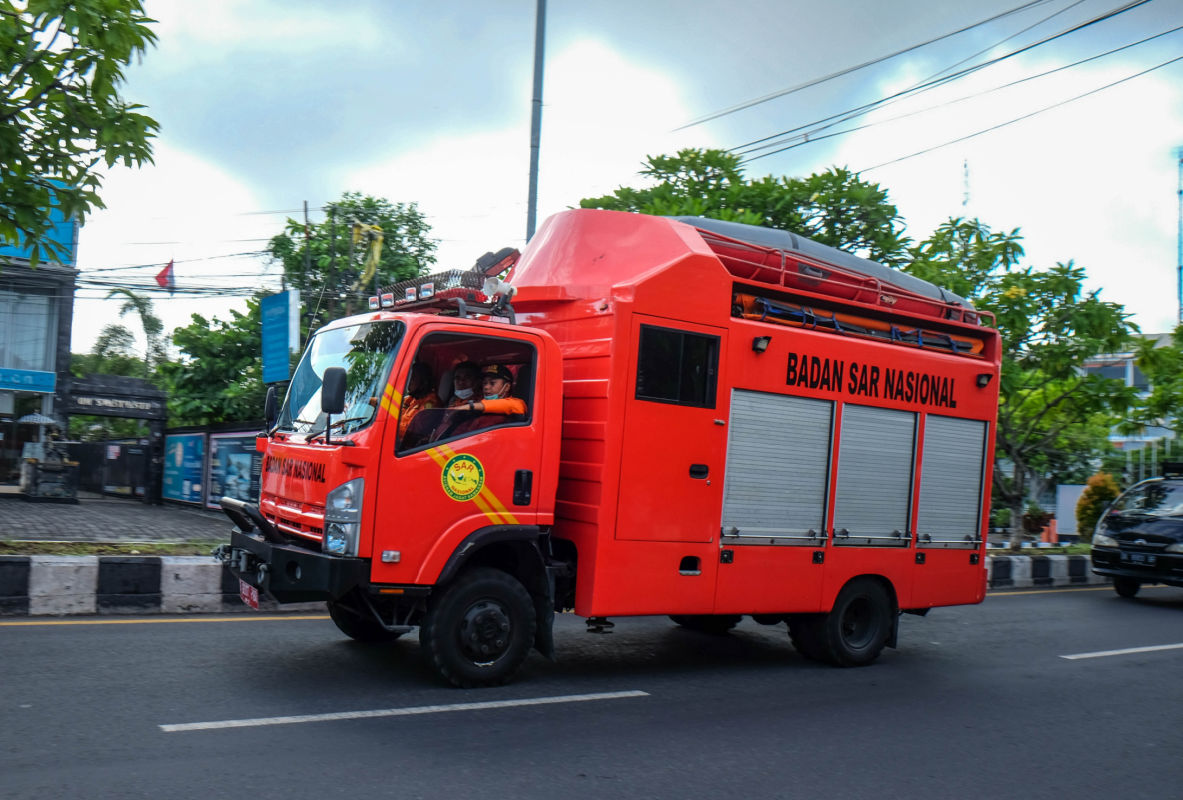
top-left (1091, 474), bottom-right (1183, 597)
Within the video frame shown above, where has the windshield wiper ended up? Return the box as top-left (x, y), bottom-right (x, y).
top-left (307, 416), bottom-right (369, 444)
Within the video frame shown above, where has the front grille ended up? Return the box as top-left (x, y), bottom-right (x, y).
top-left (261, 497), bottom-right (325, 544)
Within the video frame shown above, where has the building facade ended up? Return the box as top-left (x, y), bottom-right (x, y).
top-left (0, 211), bottom-right (78, 483)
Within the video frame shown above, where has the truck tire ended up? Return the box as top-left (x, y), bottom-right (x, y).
top-left (814, 578), bottom-right (892, 667)
top-left (327, 599), bottom-right (404, 643)
top-left (420, 567), bottom-right (536, 688)
top-left (1113, 577), bottom-right (1141, 598)
top-left (787, 614), bottom-right (827, 662)
top-left (668, 614), bottom-right (742, 634)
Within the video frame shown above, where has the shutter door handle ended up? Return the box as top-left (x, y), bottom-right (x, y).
top-left (689, 464), bottom-right (709, 479)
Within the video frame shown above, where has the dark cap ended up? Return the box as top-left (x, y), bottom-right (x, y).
top-left (481, 364), bottom-right (513, 384)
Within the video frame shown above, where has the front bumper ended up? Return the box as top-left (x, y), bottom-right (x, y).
top-left (218, 527), bottom-right (370, 604)
top-left (1091, 547), bottom-right (1183, 589)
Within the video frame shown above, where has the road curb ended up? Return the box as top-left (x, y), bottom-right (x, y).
top-left (0, 553), bottom-right (1109, 617)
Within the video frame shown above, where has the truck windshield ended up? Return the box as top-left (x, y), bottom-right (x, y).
top-left (278, 320), bottom-right (404, 436)
top-left (1109, 481), bottom-right (1183, 518)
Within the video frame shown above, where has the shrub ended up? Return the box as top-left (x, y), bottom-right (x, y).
top-left (1076, 472), bottom-right (1120, 543)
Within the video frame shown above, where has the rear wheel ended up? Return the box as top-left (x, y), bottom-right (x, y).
top-left (669, 614), bottom-right (742, 634)
top-left (327, 598), bottom-right (404, 643)
top-left (787, 614), bottom-right (828, 662)
top-left (420, 567), bottom-right (536, 688)
top-left (814, 578), bottom-right (892, 667)
top-left (1113, 577), bottom-right (1141, 598)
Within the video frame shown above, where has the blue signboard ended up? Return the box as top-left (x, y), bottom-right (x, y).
top-left (206, 431), bottom-right (263, 510)
top-left (0, 185), bottom-right (79, 265)
top-left (0, 367), bottom-right (56, 393)
top-left (261, 289), bottom-right (299, 384)
top-left (162, 433), bottom-right (206, 505)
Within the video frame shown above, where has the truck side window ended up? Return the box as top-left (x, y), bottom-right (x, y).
top-left (635, 324), bottom-right (719, 408)
top-left (397, 332), bottom-right (536, 452)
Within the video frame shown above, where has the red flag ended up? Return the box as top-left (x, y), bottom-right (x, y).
top-left (155, 259), bottom-right (175, 294)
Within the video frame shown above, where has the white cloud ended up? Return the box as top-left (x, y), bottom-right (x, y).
top-left (73, 144), bottom-right (278, 355)
top-left (830, 55), bottom-right (1183, 333)
top-left (344, 38), bottom-right (715, 270)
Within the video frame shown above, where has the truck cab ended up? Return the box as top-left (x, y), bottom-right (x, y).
top-left (221, 295), bottom-right (565, 687)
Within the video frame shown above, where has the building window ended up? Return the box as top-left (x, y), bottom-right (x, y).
top-left (635, 325), bottom-right (719, 408)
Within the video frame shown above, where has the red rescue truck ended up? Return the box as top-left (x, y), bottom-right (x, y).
top-left (218, 209), bottom-right (1000, 687)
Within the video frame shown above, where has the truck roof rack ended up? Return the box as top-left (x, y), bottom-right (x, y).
top-left (672, 216), bottom-right (992, 328)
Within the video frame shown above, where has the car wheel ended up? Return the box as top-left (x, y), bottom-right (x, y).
top-left (1113, 577), bottom-right (1141, 598)
top-left (420, 567), bottom-right (536, 688)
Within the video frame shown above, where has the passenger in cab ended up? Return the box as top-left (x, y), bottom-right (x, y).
top-left (446, 361), bottom-right (481, 408)
top-left (397, 362), bottom-right (441, 438)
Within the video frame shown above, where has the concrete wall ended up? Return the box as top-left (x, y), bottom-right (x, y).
top-left (0, 554), bottom-right (1109, 617)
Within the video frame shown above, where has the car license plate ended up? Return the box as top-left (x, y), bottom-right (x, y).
top-left (238, 578), bottom-right (260, 609)
top-left (1121, 552), bottom-right (1156, 566)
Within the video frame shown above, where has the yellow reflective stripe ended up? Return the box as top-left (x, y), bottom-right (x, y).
top-left (382, 385), bottom-right (401, 416)
top-left (437, 444), bottom-right (519, 525)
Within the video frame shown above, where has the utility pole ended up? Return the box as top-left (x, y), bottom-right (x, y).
top-left (1176, 147), bottom-right (1182, 323)
top-left (526, 0), bottom-right (546, 242)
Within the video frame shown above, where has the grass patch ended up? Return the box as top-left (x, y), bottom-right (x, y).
top-left (0, 540), bottom-right (224, 556)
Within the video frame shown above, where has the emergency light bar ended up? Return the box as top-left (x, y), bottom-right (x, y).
top-left (367, 249), bottom-right (521, 311)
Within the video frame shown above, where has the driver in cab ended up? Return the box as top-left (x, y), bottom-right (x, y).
top-left (455, 364), bottom-right (525, 416)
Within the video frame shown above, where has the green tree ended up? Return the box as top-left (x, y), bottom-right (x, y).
top-left (162, 298), bottom-right (267, 426)
top-left (1130, 324), bottom-right (1183, 442)
top-left (1076, 471), bottom-right (1120, 543)
top-left (907, 219), bottom-right (1138, 548)
top-left (267, 192), bottom-right (436, 326)
top-left (1, 0), bottom-right (158, 264)
top-left (580, 148), bottom-right (909, 263)
top-left (105, 287), bottom-right (166, 372)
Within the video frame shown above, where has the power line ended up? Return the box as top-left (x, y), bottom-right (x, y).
top-left (675, 0), bottom-right (1056, 130)
top-left (857, 52), bottom-right (1183, 174)
top-left (732, 0), bottom-right (1156, 159)
top-left (737, 23), bottom-right (1183, 161)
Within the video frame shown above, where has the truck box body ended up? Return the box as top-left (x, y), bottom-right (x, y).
top-left (509, 210), bottom-right (997, 617)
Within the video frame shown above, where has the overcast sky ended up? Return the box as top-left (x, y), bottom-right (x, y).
top-left (74, 0), bottom-right (1183, 354)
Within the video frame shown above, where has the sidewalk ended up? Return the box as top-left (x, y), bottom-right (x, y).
top-left (0, 493), bottom-right (229, 543)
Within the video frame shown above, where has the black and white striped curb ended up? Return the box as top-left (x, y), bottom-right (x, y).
top-left (0, 554), bottom-right (1109, 617)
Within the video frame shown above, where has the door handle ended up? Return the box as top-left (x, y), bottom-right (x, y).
top-left (513, 470), bottom-right (533, 505)
top-left (689, 464), bottom-right (709, 480)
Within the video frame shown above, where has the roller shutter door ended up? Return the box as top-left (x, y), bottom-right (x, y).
top-left (833, 405), bottom-right (915, 545)
top-left (720, 390), bottom-right (832, 541)
top-left (916, 415), bottom-right (987, 546)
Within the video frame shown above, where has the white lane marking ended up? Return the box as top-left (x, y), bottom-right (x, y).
top-left (1060, 642), bottom-right (1183, 660)
top-left (160, 690), bottom-right (649, 732)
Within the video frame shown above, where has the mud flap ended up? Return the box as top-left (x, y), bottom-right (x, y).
top-left (533, 567), bottom-right (557, 660)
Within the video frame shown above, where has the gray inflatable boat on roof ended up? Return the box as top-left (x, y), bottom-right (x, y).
top-left (669, 215), bottom-right (974, 311)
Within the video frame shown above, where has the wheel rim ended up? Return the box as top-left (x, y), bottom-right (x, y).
top-left (839, 596), bottom-right (877, 650)
top-left (458, 598), bottom-right (512, 665)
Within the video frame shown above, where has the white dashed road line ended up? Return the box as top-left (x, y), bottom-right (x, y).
top-left (161, 690), bottom-right (650, 732)
top-left (1060, 642), bottom-right (1183, 660)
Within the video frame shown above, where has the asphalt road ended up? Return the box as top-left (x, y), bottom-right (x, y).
top-left (2, 585), bottom-right (1181, 800)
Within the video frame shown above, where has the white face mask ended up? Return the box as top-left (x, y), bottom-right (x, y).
top-left (453, 387), bottom-right (474, 401)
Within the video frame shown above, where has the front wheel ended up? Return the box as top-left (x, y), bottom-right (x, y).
top-left (420, 567), bottom-right (537, 688)
top-left (1113, 577), bottom-right (1141, 598)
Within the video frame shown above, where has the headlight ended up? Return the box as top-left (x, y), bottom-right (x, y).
top-left (323, 478), bottom-right (364, 556)
top-left (1092, 531), bottom-right (1119, 548)
top-left (1167, 542), bottom-right (1183, 554)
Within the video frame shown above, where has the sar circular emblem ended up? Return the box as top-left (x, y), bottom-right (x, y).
top-left (442, 453), bottom-right (484, 502)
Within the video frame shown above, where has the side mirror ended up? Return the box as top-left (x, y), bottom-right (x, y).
top-left (264, 386), bottom-right (278, 429)
top-left (322, 367), bottom-right (347, 415)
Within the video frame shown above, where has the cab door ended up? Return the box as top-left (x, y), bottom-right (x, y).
top-left (615, 316), bottom-right (727, 542)
top-left (371, 325), bottom-right (545, 586)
